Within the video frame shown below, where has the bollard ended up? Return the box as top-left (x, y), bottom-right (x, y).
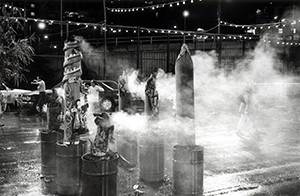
top-left (81, 153), bottom-right (119, 196)
top-left (173, 145), bottom-right (204, 196)
top-left (56, 140), bottom-right (86, 195)
top-left (40, 130), bottom-right (57, 194)
top-left (117, 133), bottom-right (137, 168)
top-left (41, 130), bottom-right (57, 177)
top-left (139, 134), bottom-right (164, 182)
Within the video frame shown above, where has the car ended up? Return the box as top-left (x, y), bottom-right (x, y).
top-left (0, 83), bottom-right (52, 113)
top-left (84, 80), bottom-right (119, 113)
top-left (85, 80), bottom-right (144, 114)
top-left (53, 80), bottom-right (144, 114)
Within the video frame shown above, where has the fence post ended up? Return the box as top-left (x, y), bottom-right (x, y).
top-left (167, 34), bottom-right (170, 73)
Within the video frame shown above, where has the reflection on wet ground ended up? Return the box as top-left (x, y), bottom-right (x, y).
top-left (0, 113), bottom-right (46, 196)
top-left (197, 97), bottom-right (300, 195)
top-left (1, 97), bottom-right (300, 195)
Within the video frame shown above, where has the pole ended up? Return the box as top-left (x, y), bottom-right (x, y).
top-left (217, 0), bottom-right (222, 66)
top-left (60, 0), bottom-right (63, 53)
top-left (103, 0), bottom-right (107, 79)
top-left (183, 17), bottom-right (186, 43)
top-left (167, 34), bottom-right (170, 73)
top-left (183, 10), bottom-right (189, 43)
top-left (24, 2), bottom-right (28, 38)
top-left (137, 27), bottom-right (140, 70)
top-left (66, 22), bottom-right (69, 40)
top-left (217, 0), bottom-right (221, 35)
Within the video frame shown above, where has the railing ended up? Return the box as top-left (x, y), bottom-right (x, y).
top-left (31, 34), bottom-right (199, 54)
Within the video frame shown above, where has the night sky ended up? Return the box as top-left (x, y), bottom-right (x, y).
top-left (5, 0), bottom-right (299, 34)
top-left (64, 0), bottom-right (298, 33)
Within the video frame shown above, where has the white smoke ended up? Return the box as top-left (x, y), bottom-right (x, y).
top-left (127, 70), bottom-right (146, 99)
top-left (73, 19), bottom-right (299, 159)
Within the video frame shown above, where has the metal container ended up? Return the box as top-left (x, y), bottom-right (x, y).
top-left (47, 105), bottom-right (61, 131)
top-left (139, 135), bottom-right (164, 182)
top-left (41, 177), bottom-right (56, 195)
top-left (40, 130), bottom-right (57, 178)
top-left (81, 153), bottom-right (119, 196)
top-left (173, 145), bottom-right (204, 196)
top-left (56, 140), bottom-right (86, 195)
top-left (117, 133), bottom-right (138, 168)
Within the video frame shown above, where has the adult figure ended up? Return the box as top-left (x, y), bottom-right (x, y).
top-left (145, 68), bottom-right (159, 117)
top-left (88, 80), bottom-right (104, 114)
top-left (32, 76), bottom-right (46, 114)
top-left (236, 82), bottom-right (257, 137)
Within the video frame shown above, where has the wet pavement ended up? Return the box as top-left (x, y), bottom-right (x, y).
top-left (1, 97), bottom-right (300, 195)
top-left (196, 96), bottom-right (300, 195)
top-left (0, 112), bottom-right (46, 196)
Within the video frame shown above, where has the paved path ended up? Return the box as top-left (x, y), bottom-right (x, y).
top-left (1, 99), bottom-right (300, 196)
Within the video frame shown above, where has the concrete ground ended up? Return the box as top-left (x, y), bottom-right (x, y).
top-left (1, 95), bottom-right (300, 196)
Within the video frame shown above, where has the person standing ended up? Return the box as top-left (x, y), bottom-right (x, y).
top-left (145, 68), bottom-right (159, 117)
top-left (32, 76), bottom-right (46, 114)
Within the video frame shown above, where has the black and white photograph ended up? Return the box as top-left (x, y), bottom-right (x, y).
top-left (1, 0), bottom-right (300, 195)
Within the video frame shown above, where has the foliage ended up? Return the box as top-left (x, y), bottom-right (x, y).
top-left (0, 4), bottom-right (35, 87)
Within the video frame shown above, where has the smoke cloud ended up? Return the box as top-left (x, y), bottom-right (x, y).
top-left (70, 9), bottom-right (300, 167)
top-left (77, 36), bottom-right (133, 79)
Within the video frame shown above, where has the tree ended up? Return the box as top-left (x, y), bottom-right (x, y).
top-left (0, 4), bottom-right (34, 87)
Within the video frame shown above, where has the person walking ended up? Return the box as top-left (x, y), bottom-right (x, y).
top-left (236, 82), bottom-right (257, 138)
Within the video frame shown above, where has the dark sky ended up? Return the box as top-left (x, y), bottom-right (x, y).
top-left (4, 0), bottom-right (299, 34)
top-left (68, 0), bottom-right (298, 33)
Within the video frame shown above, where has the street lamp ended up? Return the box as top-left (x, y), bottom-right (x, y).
top-left (183, 10), bottom-right (189, 43)
top-left (183, 10), bottom-right (189, 31)
top-left (38, 22), bottom-right (46, 30)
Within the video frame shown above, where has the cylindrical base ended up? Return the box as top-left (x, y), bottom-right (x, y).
top-left (41, 176), bottom-right (56, 195)
top-left (173, 145), bottom-right (204, 196)
top-left (81, 153), bottom-right (119, 196)
top-left (117, 134), bottom-right (137, 168)
top-left (47, 105), bottom-right (61, 131)
top-left (139, 135), bottom-right (164, 182)
top-left (41, 130), bottom-right (57, 178)
top-left (56, 141), bottom-right (86, 195)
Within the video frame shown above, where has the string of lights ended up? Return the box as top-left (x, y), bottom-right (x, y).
top-left (220, 19), bottom-right (300, 30)
top-left (107, 0), bottom-right (201, 13)
top-left (40, 26), bottom-right (90, 37)
top-left (3, 16), bottom-right (300, 46)
top-left (0, 16), bottom-right (105, 28)
top-left (0, 4), bottom-right (25, 12)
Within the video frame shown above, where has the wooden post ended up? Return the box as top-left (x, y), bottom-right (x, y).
top-left (103, 0), bottom-right (107, 79)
